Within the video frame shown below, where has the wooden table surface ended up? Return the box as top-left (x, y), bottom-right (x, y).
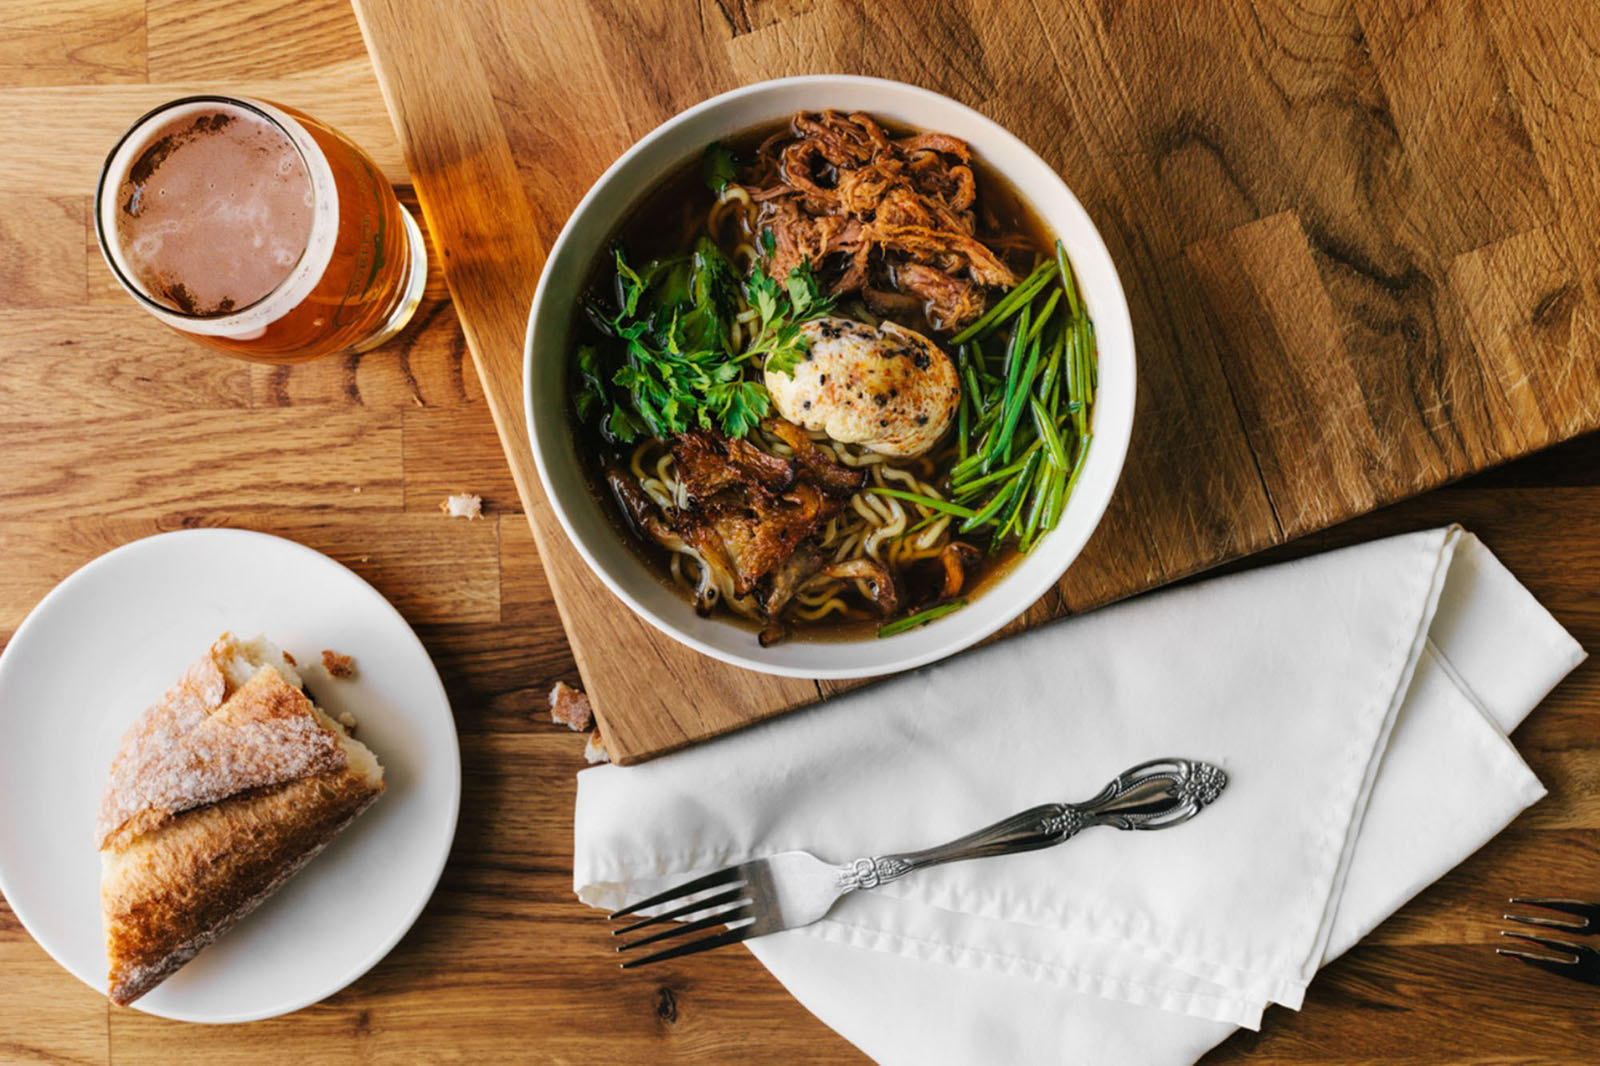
top-left (0, 2), bottom-right (1596, 1064)
top-left (352, 0), bottom-right (1600, 765)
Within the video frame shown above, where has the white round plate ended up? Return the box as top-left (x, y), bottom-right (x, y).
top-left (0, 528), bottom-right (460, 1023)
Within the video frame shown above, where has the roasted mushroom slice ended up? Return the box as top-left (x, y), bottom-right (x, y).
top-left (757, 620), bottom-right (789, 648)
top-left (604, 464), bottom-right (663, 532)
top-left (819, 557), bottom-right (900, 617)
top-left (761, 417), bottom-right (866, 497)
top-left (605, 466), bottom-right (735, 616)
top-left (669, 428), bottom-right (795, 501)
top-left (693, 483), bottom-right (836, 597)
top-left (757, 542), bottom-right (825, 619)
top-left (937, 541), bottom-right (982, 600)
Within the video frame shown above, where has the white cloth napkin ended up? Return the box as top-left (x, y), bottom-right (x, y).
top-left (573, 527), bottom-right (1584, 1065)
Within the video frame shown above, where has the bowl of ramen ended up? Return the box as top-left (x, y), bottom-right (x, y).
top-left (524, 75), bottom-right (1134, 679)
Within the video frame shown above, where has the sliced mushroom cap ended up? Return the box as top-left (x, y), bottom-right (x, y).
top-left (761, 417), bottom-right (866, 497)
top-left (605, 466), bottom-right (734, 616)
top-left (937, 541), bottom-right (982, 600)
top-left (819, 557), bottom-right (900, 617)
top-left (670, 428), bottom-right (796, 501)
top-left (604, 465), bottom-right (661, 531)
top-left (757, 542), bottom-right (825, 619)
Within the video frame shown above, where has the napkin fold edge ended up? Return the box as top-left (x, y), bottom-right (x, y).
top-left (1282, 526), bottom-right (1461, 1005)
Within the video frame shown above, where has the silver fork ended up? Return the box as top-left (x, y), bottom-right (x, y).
top-left (608, 757), bottom-right (1227, 968)
top-left (1497, 898), bottom-right (1600, 986)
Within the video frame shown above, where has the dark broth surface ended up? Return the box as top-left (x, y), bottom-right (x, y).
top-left (567, 117), bottom-right (1057, 642)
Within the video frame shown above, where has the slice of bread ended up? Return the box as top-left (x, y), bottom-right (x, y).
top-left (98, 633), bottom-right (384, 1006)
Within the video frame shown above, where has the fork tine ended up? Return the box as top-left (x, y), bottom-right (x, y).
top-left (611, 887), bottom-right (750, 937)
top-left (607, 865), bottom-right (744, 921)
top-left (619, 923), bottom-right (760, 970)
top-left (1504, 912), bottom-right (1588, 932)
top-left (616, 905), bottom-right (752, 954)
top-left (1496, 947), bottom-right (1581, 980)
top-left (1497, 930), bottom-right (1582, 962)
top-left (1507, 898), bottom-right (1596, 931)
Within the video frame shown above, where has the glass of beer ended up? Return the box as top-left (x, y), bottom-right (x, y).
top-left (94, 95), bottom-right (427, 363)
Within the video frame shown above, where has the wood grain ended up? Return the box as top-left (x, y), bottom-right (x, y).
top-left (348, 0), bottom-right (822, 763)
top-left (0, 0), bottom-right (144, 87)
top-left (0, 2), bottom-right (1595, 1064)
top-left (352, 0), bottom-right (1600, 759)
top-left (0, 196), bottom-right (88, 306)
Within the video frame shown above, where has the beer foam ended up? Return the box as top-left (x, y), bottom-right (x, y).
top-left (98, 98), bottom-right (339, 338)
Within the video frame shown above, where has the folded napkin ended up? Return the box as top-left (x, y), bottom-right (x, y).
top-left (574, 527), bottom-right (1584, 1065)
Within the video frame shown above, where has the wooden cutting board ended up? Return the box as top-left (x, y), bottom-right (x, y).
top-left (350, 0), bottom-right (1600, 764)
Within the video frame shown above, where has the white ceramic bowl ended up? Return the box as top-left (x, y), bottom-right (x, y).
top-left (524, 75), bottom-right (1134, 679)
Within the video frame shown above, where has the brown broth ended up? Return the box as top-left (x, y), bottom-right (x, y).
top-left (567, 115), bottom-right (1056, 642)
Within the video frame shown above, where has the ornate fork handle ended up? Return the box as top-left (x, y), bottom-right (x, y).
top-left (834, 758), bottom-right (1227, 892)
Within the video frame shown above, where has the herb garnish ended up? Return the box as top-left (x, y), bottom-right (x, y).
top-left (575, 237), bottom-right (834, 442)
top-left (745, 258), bottom-right (832, 379)
top-left (701, 142), bottom-right (738, 194)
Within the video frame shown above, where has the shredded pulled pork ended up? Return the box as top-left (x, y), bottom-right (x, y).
top-left (735, 111), bottom-right (1021, 332)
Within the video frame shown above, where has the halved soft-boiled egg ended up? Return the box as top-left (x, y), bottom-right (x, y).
top-left (764, 316), bottom-right (960, 458)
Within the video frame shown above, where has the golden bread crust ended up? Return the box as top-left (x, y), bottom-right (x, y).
top-left (97, 650), bottom-right (346, 851)
top-left (97, 635), bottom-right (385, 1006)
top-left (102, 768), bottom-right (382, 1005)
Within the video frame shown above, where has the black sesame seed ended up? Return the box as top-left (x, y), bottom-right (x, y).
top-left (878, 418), bottom-right (889, 427)
top-left (916, 415), bottom-right (929, 425)
top-left (873, 394), bottom-right (887, 407)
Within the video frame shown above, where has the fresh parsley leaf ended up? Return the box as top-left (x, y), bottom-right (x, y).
top-left (701, 142), bottom-right (738, 194)
top-left (612, 248), bottom-right (646, 317)
top-left (693, 239), bottom-right (740, 317)
top-left (708, 378), bottom-right (770, 438)
top-left (649, 257), bottom-right (694, 317)
top-left (745, 259), bottom-right (834, 380)
top-left (785, 258), bottom-right (823, 316)
top-left (763, 346), bottom-right (803, 380)
top-left (573, 344), bottom-right (607, 423)
top-left (606, 404), bottom-right (645, 443)
top-left (571, 245), bottom-right (837, 441)
top-left (683, 238), bottom-right (739, 353)
top-left (760, 228), bottom-right (776, 257)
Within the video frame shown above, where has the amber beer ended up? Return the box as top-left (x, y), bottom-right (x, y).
top-left (95, 96), bottom-right (426, 362)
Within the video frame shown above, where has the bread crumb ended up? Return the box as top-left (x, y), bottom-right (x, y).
top-left (584, 730), bottom-right (610, 764)
top-left (548, 681), bottom-right (592, 732)
top-left (321, 649), bottom-right (357, 680)
top-left (353, 485), bottom-right (362, 494)
top-left (441, 493), bottom-right (482, 519)
top-left (337, 710), bottom-right (358, 732)
top-left (281, 650), bottom-right (297, 667)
